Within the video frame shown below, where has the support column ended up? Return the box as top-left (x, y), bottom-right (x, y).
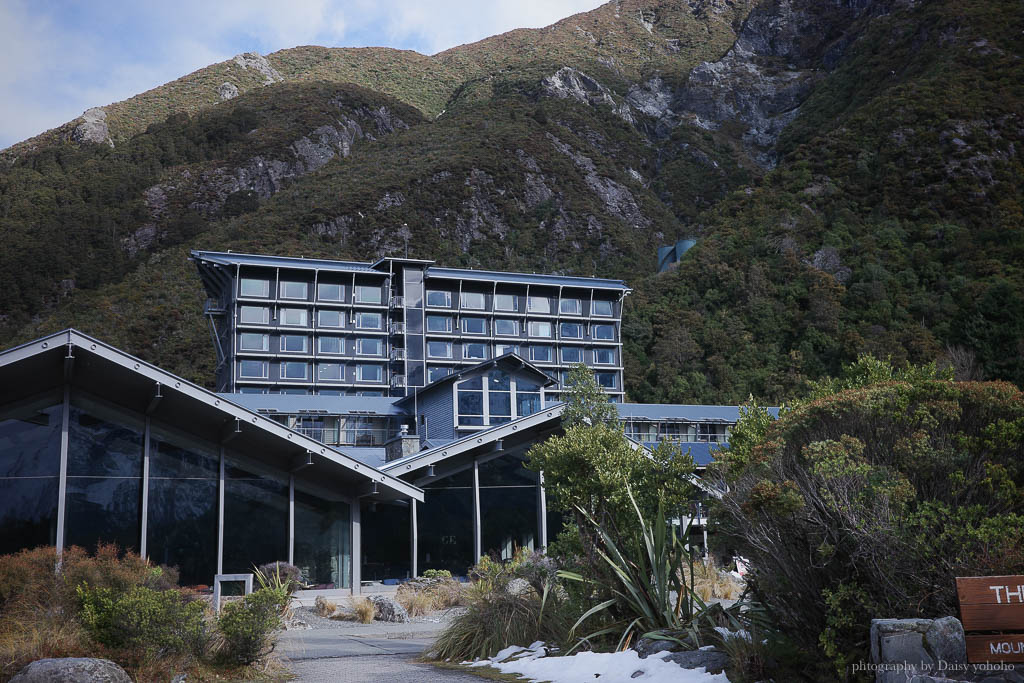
top-left (410, 498), bottom-right (418, 579)
top-left (472, 458), bottom-right (481, 563)
top-left (217, 446), bottom-right (225, 575)
top-left (140, 418), bottom-right (151, 558)
top-left (55, 385), bottom-right (70, 558)
top-left (288, 475), bottom-right (295, 566)
top-left (537, 470), bottom-right (548, 551)
top-left (350, 500), bottom-right (361, 595)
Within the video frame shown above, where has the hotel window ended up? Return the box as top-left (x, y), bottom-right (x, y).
top-left (559, 298), bottom-right (581, 315)
top-left (528, 296), bottom-right (551, 314)
top-left (592, 300), bottom-right (614, 317)
top-left (426, 290), bottom-right (452, 307)
top-left (280, 308), bottom-right (308, 326)
top-left (239, 306), bottom-right (269, 324)
top-left (318, 363), bottom-right (343, 381)
top-left (594, 348), bottom-right (615, 365)
top-left (238, 333), bottom-right (268, 351)
top-left (355, 312), bottom-right (382, 330)
top-left (427, 366), bottom-right (450, 383)
top-left (595, 372), bottom-right (616, 389)
top-left (357, 364), bottom-right (383, 382)
top-left (280, 388), bottom-right (309, 395)
top-left (240, 278), bottom-right (269, 297)
top-left (279, 281), bottom-right (308, 299)
top-left (592, 324), bottom-right (615, 340)
top-left (318, 389), bottom-right (344, 396)
top-left (427, 315), bottom-right (452, 333)
top-left (355, 285), bottom-right (382, 304)
top-left (528, 321), bottom-right (552, 338)
top-left (461, 317), bottom-right (487, 335)
top-left (428, 341), bottom-right (452, 358)
top-left (495, 319), bottom-right (519, 336)
top-left (496, 344), bottom-right (519, 356)
top-left (239, 360), bottom-right (268, 378)
top-left (456, 377), bottom-right (484, 426)
top-left (317, 283), bottom-right (344, 301)
top-left (494, 293), bottom-right (518, 311)
top-left (281, 361), bottom-right (308, 380)
top-left (317, 309), bottom-right (343, 328)
top-left (460, 291), bottom-right (486, 310)
top-left (356, 338), bottom-right (383, 356)
top-left (561, 347), bottom-right (583, 363)
top-left (455, 371), bottom-right (543, 429)
top-left (464, 343), bottom-right (487, 360)
top-left (280, 335), bottom-right (308, 353)
top-left (318, 337), bottom-right (342, 354)
top-left (559, 322), bottom-right (583, 339)
top-left (530, 346), bottom-right (552, 363)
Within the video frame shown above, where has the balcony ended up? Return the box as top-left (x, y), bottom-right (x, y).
top-left (390, 348), bottom-right (406, 361)
top-left (291, 426), bottom-right (395, 447)
top-left (390, 375), bottom-right (407, 388)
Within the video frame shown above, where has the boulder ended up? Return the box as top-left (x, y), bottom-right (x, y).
top-left (10, 658), bottom-right (131, 683)
top-left (663, 648), bottom-right (730, 675)
top-left (505, 578), bottom-right (531, 596)
top-left (369, 594), bottom-right (409, 623)
top-left (634, 637), bottom-right (676, 659)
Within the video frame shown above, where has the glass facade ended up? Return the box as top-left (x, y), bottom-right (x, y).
top-left (295, 490), bottom-right (351, 588)
top-left (223, 462), bottom-right (288, 574)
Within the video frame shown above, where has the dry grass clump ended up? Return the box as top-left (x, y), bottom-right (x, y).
top-left (313, 595), bottom-right (337, 618)
top-left (397, 589), bottom-right (433, 617)
top-left (396, 577), bottom-right (465, 612)
top-left (349, 597), bottom-right (375, 624)
top-left (692, 558), bottom-right (744, 601)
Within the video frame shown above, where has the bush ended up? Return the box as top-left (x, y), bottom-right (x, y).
top-left (713, 379), bottom-right (1024, 676)
top-left (216, 588), bottom-right (288, 665)
top-left (396, 589), bottom-right (433, 616)
top-left (313, 595), bottom-right (336, 617)
top-left (255, 561), bottom-right (303, 594)
top-left (349, 597), bottom-right (375, 624)
top-left (422, 569), bottom-right (451, 579)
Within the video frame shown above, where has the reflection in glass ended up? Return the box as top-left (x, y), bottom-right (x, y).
top-left (223, 461), bottom-right (288, 574)
top-left (0, 401), bottom-right (61, 555)
top-left (419, 488), bottom-right (473, 576)
top-left (295, 491), bottom-right (351, 588)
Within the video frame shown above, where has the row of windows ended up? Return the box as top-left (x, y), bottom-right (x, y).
top-left (238, 360), bottom-right (383, 382)
top-left (239, 307), bottom-right (383, 329)
top-left (239, 334), bottom-right (384, 356)
top-left (237, 388), bottom-right (385, 397)
top-left (426, 316), bottom-right (615, 340)
top-left (425, 341), bottom-right (616, 365)
top-left (426, 291), bottom-right (614, 316)
top-left (240, 279), bottom-right (383, 304)
top-left (454, 371), bottom-right (543, 428)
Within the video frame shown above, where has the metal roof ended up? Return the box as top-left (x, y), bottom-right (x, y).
top-left (395, 352), bottom-right (555, 406)
top-left (617, 403), bottom-right (780, 422)
top-left (426, 266), bottom-right (631, 291)
top-left (190, 250), bottom-right (382, 274)
top-left (220, 393), bottom-right (406, 416)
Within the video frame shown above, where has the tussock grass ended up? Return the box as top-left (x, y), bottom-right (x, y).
top-left (349, 597), bottom-right (375, 624)
top-left (397, 589), bottom-right (433, 617)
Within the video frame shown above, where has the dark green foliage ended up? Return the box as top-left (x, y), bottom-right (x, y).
top-left (216, 588), bottom-right (288, 665)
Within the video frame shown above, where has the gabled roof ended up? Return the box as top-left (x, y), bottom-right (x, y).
top-left (0, 329), bottom-right (422, 502)
top-left (190, 250), bottom-right (382, 274)
top-left (395, 353), bottom-right (555, 407)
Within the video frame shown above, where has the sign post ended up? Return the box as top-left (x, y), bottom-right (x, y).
top-left (956, 575), bottom-right (1024, 663)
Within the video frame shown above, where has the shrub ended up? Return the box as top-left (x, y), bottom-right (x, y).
top-left (712, 379), bottom-right (1024, 675)
top-left (313, 595), bottom-right (336, 617)
top-left (422, 569), bottom-right (451, 579)
top-left (396, 589), bottom-right (433, 616)
top-left (255, 561), bottom-right (303, 595)
top-left (216, 588), bottom-right (288, 665)
top-left (349, 597), bottom-right (375, 624)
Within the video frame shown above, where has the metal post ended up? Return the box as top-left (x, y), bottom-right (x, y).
top-left (472, 458), bottom-right (481, 563)
top-left (410, 498), bottom-right (418, 579)
top-left (140, 418), bottom-right (150, 558)
top-left (55, 385), bottom-right (70, 558)
top-left (217, 446), bottom-right (225, 575)
top-left (351, 500), bottom-right (361, 595)
top-left (288, 475), bottom-right (295, 566)
top-left (537, 470), bottom-right (548, 550)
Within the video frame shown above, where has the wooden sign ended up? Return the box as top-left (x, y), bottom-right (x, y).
top-left (957, 575), bottom-right (1024, 663)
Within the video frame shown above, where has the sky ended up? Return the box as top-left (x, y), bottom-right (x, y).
top-left (0, 0), bottom-right (604, 149)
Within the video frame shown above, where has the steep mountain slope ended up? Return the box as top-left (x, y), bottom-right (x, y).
top-left (2, 0), bottom-right (1022, 402)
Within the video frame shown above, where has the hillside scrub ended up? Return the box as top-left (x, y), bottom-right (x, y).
top-left (710, 371), bottom-right (1024, 677)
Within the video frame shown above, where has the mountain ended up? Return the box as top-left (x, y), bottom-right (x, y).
top-left (1, 0), bottom-right (1021, 401)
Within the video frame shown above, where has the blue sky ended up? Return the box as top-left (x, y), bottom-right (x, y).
top-left (0, 0), bottom-right (603, 149)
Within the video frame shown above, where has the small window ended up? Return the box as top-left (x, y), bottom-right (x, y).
top-left (318, 389), bottom-right (344, 396)
top-left (530, 346), bottom-right (552, 363)
top-left (318, 363), bottom-right (343, 381)
top-left (559, 298), bottom-right (581, 315)
top-left (317, 283), bottom-right (344, 301)
top-left (281, 361), bottom-right (308, 380)
top-left (280, 335), bottom-right (308, 353)
top-left (280, 388), bottom-right (309, 395)
top-left (357, 364), bottom-right (383, 382)
top-left (595, 348), bottom-right (615, 365)
top-left (427, 366), bottom-right (450, 383)
top-left (280, 308), bottom-right (308, 326)
top-left (494, 293), bottom-right (518, 311)
top-left (464, 343), bottom-right (487, 360)
top-left (355, 285), bottom-right (382, 304)
top-left (358, 390), bottom-right (384, 397)
top-left (239, 333), bottom-right (268, 351)
top-left (561, 346), bottom-right (583, 363)
top-left (239, 306), bottom-right (269, 324)
top-left (460, 291), bottom-right (486, 310)
top-left (427, 315), bottom-right (452, 333)
top-left (596, 372), bottom-right (616, 389)
top-left (461, 317), bottom-right (487, 335)
top-left (426, 290), bottom-right (452, 307)
top-left (357, 338), bottom-right (383, 356)
top-left (318, 337), bottom-right (342, 354)
top-left (428, 341), bottom-right (452, 358)
top-left (495, 319), bottom-right (519, 336)
top-left (528, 321), bottom-right (552, 338)
top-left (528, 296), bottom-right (551, 314)
top-left (279, 281), bottom-right (308, 299)
top-left (559, 322), bottom-right (583, 339)
top-left (592, 324), bottom-right (615, 340)
top-left (355, 312), bottom-right (382, 330)
top-left (240, 278), bottom-right (269, 297)
top-left (592, 300), bottom-right (614, 317)
top-left (239, 360), bottom-right (267, 378)
top-left (317, 309), bottom-right (344, 328)
top-left (496, 344), bottom-right (519, 356)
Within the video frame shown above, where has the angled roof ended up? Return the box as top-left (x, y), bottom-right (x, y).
top-left (190, 250), bottom-right (382, 274)
top-left (426, 266), bottom-right (631, 291)
top-left (220, 393), bottom-right (406, 416)
top-left (0, 329), bottom-right (422, 502)
top-left (617, 403), bottom-right (780, 422)
top-left (395, 353), bottom-right (555, 407)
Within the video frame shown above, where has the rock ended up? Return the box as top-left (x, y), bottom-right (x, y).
top-left (634, 637), bottom-right (676, 659)
top-left (870, 618), bottom-right (975, 683)
top-left (10, 658), bottom-right (131, 683)
top-left (368, 594), bottom-right (409, 623)
top-left (924, 616), bottom-right (966, 666)
top-left (217, 82), bottom-right (239, 100)
top-left (663, 648), bottom-right (729, 675)
top-left (232, 52), bottom-right (283, 85)
top-left (71, 107), bottom-right (112, 147)
top-left (505, 578), bottom-right (531, 596)
top-left (541, 67), bottom-right (633, 124)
